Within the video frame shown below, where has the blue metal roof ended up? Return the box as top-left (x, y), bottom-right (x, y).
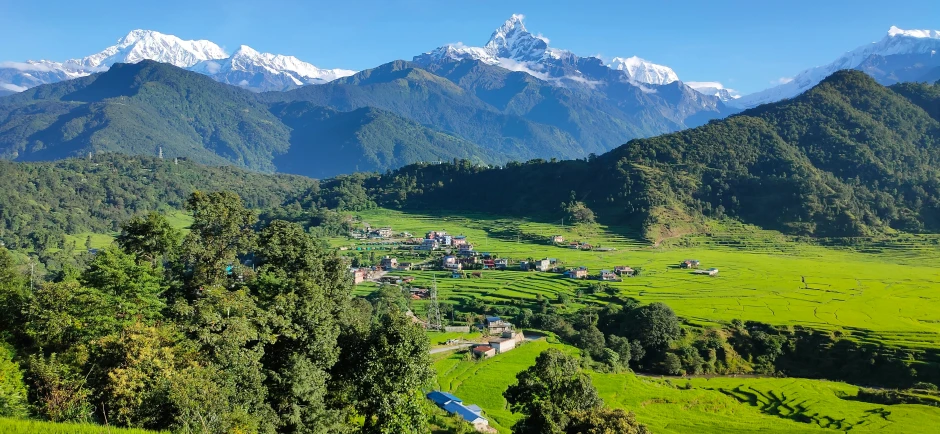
top-left (485, 316), bottom-right (501, 322)
top-left (427, 391), bottom-right (461, 406)
top-left (444, 401), bottom-right (486, 423)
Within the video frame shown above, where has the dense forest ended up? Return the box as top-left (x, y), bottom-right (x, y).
top-left (0, 155), bottom-right (314, 252)
top-left (309, 72), bottom-right (940, 239)
top-left (2, 71), bottom-right (940, 252)
top-left (0, 192), bottom-right (646, 434)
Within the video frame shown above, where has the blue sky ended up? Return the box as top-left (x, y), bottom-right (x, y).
top-left (0, 0), bottom-right (937, 94)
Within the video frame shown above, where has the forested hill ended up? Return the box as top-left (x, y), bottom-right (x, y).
top-left (0, 61), bottom-right (497, 178)
top-left (340, 71), bottom-right (940, 239)
top-left (0, 154), bottom-right (315, 251)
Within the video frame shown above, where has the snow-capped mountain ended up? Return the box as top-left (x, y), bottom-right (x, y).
top-left (412, 13), bottom-right (723, 99)
top-left (191, 45), bottom-right (356, 91)
top-left (736, 26), bottom-right (940, 108)
top-left (0, 30), bottom-right (354, 94)
top-left (685, 81), bottom-right (740, 103)
top-left (607, 56), bottom-right (679, 85)
top-left (67, 29), bottom-right (228, 71)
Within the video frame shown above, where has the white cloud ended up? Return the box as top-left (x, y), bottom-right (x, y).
top-left (201, 61), bottom-right (222, 74)
top-left (773, 77), bottom-right (794, 85)
top-left (238, 79), bottom-right (249, 86)
top-left (0, 61), bottom-right (61, 72)
top-left (496, 58), bottom-right (552, 81)
top-left (686, 81), bottom-right (727, 90)
top-left (0, 82), bottom-right (28, 92)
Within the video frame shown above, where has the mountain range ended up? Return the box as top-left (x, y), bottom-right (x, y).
top-left (350, 71), bottom-right (940, 239)
top-left (0, 16), bottom-right (939, 180)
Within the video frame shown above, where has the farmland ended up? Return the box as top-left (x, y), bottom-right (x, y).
top-left (348, 208), bottom-right (940, 351)
top-left (430, 338), bottom-right (940, 434)
top-left (0, 418), bottom-right (167, 434)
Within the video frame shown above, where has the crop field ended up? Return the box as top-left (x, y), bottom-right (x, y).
top-left (353, 208), bottom-right (940, 351)
top-left (0, 418), bottom-right (166, 434)
top-left (430, 340), bottom-right (940, 434)
top-left (432, 338), bottom-right (577, 433)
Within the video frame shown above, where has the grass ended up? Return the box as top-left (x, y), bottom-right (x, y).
top-left (352, 208), bottom-right (940, 351)
top-left (60, 210), bottom-right (194, 253)
top-left (431, 341), bottom-right (940, 434)
top-left (0, 418), bottom-right (167, 434)
top-left (432, 338), bottom-right (577, 433)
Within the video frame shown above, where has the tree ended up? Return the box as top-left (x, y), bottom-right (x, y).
top-left (663, 353), bottom-right (683, 375)
top-left (565, 408), bottom-right (650, 434)
top-left (80, 247), bottom-right (166, 328)
top-left (504, 349), bottom-right (602, 434)
top-left (624, 303), bottom-right (682, 359)
top-left (565, 201), bottom-right (596, 225)
top-left (576, 326), bottom-right (606, 359)
top-left (340, 311), bottom-right (432, 434)
top-left (0, 247), bottom-right (27, 334)
top-left (181, 191), bottom-right (257, 288)
top-left (606, 335), bottom-right (632, 366)
top-left (0, 342), bottom-right (28, 418)
top-left (117, 212), bottom-right (182, 267)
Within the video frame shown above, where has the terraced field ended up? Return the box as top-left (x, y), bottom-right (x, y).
top-left (354, 209), bottom-right (940, 351)
top-left (430, 340), bottom-right (940, 434)
top-left (0, 418), bottom-right (166, 434)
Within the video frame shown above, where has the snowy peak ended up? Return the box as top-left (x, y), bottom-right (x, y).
top-left (735, 26), bottom-right (940, 108)
top-left (0, 30), bottom-right (355, 93)
top-left (887, 26), bottom-right (940, 39)
top-left (67, 29), bottom-right (228, 71)
top-left (483, 14), bottom-right (550, 61)
top-left (608, 56), bottom-right (679, 85)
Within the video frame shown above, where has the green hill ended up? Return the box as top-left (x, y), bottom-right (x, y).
top-left (340, 71), bottom-right (940, 238)
top-left (0, 154), bottom-right (314, 251)
top-left (0, 61), bottom-right (507, 177)
top-left (269, 102), bottom-right (497, 178)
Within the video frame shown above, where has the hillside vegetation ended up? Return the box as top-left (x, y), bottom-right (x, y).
top-left (338, 72), bottom-right (940, 237)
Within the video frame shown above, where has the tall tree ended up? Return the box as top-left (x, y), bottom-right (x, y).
top-left (346, 312), bottom-right (432, 434)
top-left (504, 349), bottom-right (602, 434)
top-left (181, 191), bottom-right (257, 288)
top-left (117, 212), bottom-right (182, 267)
top-left (564, 408), bottom-right (649, 434)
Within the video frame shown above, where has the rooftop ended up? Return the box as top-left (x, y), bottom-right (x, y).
top-left (444, 401), bottom-right (487, 423)
top-left (427, 390), bottom-right (462, 406)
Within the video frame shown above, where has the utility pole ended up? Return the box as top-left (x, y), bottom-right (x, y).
top-left (427, 276), bottom-right (443, 331)
top-left (28, 256), bottom-right (35, 292)
top-left (158, 147), bottom-right (163, 159)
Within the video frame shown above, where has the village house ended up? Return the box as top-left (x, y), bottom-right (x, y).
top-left (442, 235), bottom-right (453, 246)
top-left (459, 256), bottom-right (479, 267)
top-left (427, 390), bottom-right (491, 430)
top-left (522, 258), bottom-right (551, 272)
top-left (458, 243), bottom-right (474, 252)
top-left (472, 345), bottom-right (496, 359)
top-left (488, 337), bottom-right (516, 354)
top-left (614, 266), bottom-right (635, 277)
top-left (564, 266), bottom-right (589, 279)
top-left (376, 227), bottom-right (393, 238)
top-left (551, 235), bottom-right (564, 244)
top-left (580, 243), bottom-right (593, 251)
top-left (599, 269), bottom-right (618, 281)
top-left (351, 268), bottom-right (367, 285)
top-left (418, 238), bottom-right (440, 251)
top-left (398, 262), bottom-right (413, 271)
top-left (380, 256), bottom-right (398, 270)
top-left (427, 230), bottom-right (447, 240)
top-left (453, 235), bottom-right (468, 246)
top-left (680, 259), bottom-right (701, 269)
top-left (482, 259), bottom-right (496, 269)
top-left (695, 267), bottom-right (720, 276)
top-left (443, 255), bottom-right (462, 270)
top-left (494, 258), bottom-right (509, 269)
top-left (484, 316), bottom-right (513, 334)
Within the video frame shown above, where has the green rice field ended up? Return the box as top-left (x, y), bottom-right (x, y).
top-left (430, 338), bottom-right (940, 434)
top-left (352, 208), bottom-right (940, 351)
top-left (0, 418), bottom-right (166, 434)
